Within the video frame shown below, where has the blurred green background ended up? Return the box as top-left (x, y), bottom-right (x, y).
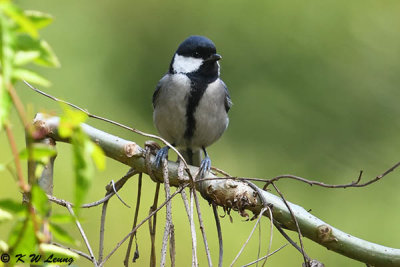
top-left (1, 0), bottom-right (400, 266)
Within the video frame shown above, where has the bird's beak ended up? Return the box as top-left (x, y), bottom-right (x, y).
top-left (206, 53), bottom-right (222, 62)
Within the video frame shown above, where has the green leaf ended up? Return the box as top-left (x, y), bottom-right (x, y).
top-left (0, 199), bottom-right (25, 213)
top-left (59, 105), bottom-right (88, 138)
top-left (40, 243), bottom-right (79, 264)
top-left (19, 143), bottom-right (57, 161)
top-left (8, 218), bottom-right (37, 256)
top-left (12, 68), bottom-right (51, 87)
top-left (72, 131), bottom-right (94, 213)
top-left (24, 10), bottom-right (53, 29)
top-left (0, 163), bottom-right (5, 172)
top-left (0, 13), bottom-right (14, 129)
top-left (31, 184), bottom-right (50, 216)
top-left (89, 141), bottom-right (106, 170)
top-left (0, 208), bottom-right (13, 223)
top-left (15, 35), bottom-right (60, 68)
top-left (0, 79), bottom-right (12, 130)
top-left (34, 39), bottom-right (60, 68)
top-left (49, 213), bottom-right (74, 224)
top-left (13, 50), bottom-right (40, 66)
top-left (0, 2), bottom-right (38, 38)
top-left (49, 223), bottom-right (76, 245)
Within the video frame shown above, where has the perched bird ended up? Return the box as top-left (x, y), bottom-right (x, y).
top-left (152, 35), bottom-right (232, 176)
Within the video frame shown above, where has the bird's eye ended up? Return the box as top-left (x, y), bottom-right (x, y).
top-left (193, 51), bottom-right (200, 57)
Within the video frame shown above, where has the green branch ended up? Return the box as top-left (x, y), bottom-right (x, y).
top-left (33, 113), bottom-right (400, 267)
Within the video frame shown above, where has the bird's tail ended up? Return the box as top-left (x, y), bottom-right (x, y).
top-left (178, 148), bottom-right (202, 167)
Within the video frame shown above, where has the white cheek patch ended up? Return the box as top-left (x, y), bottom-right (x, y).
top-left (172, 54), bottom-right (203, 74)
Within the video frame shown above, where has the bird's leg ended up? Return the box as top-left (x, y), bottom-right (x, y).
top-left (199, 146), bottom-right (211, 177)
top-left (154, 146), bottom-right (170, 169)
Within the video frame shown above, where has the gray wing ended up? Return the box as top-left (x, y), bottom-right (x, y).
top-left (221, 80), bottom-right (232, 112)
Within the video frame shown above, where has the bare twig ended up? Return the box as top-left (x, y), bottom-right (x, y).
top-left (111, 180), bottom-right (131, 208)
top-left (99, 186), bottom-right (186, 266)
top-left (53, 242), bottom-right (92, 261)
top-left (181, 188), bottom-right (198, 266)
top-left (261, 205), bottom-right (274, 267)
top-left (271, 183), bottom-right (309, 266)
top-left (161, 158), bottom-right (174, 267)
top-left (257, 215), bottom-right (262, 267)
top-left (213, 204), bottom-right (223, 267)
top-left (124, 172), bottom-right (143, 266)
top-left (100, 171), bottom-right (135, 262)
top-left (47, 169), bottom-right (136, 209)
top-left (98, 199), bottom-right (109, 263)
top-left (230, 208), bottom-right (267, 266)
top-left (211, 166), bottom-right (231, 177)
top-left (199, 161), bottom-right (400, 190)
top-left (263, 163), bottom-right (400, 188)
top-left (193, 185), bottom-right (213, 267)
top-left (66, 204), bottom-right (98, 266)
top-left (149, 183), bottom-right (160, 267)
top-left (169, 223), bottom-right (176, 267)
top-left (242, 244), bottom-right (288, 267)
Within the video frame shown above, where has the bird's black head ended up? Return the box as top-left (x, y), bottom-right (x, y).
top-left (176, 35), bottom-right (217, 59)
top-left (169, 36), bottom-right (221, 80)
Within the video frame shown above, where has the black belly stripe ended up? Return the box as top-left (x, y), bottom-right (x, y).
top-left (184, 76), bottom-right (208, 140)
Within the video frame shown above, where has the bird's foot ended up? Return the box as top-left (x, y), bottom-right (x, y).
top-left (199, 156), bottom-right (211, 177)
top-left (154, 146), bottom-right (169, 168)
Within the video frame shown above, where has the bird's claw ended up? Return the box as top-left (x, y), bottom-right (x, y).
top-left (199, 156), bottom-right (211, 177)
top-left (154, 146), bottom-right (169, 169)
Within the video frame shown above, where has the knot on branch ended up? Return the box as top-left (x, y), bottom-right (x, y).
top-left (317, 225), bottom-right (338, 244)
top-left (204, 179), bottom-right (258, 219)
top-left (32, 117), bottom-right (51, 140)
top-left (124, 142), bottom-right (143, 157)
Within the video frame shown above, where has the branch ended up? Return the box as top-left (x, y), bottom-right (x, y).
top-left (33, 114), bottom-right (400, 267)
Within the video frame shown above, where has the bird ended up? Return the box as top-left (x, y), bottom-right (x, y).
top-left (152, 35), bottom-right (232, 177)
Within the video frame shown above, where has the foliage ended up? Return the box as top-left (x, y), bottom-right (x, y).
top-left (0, 0), bottom-right (103, 262)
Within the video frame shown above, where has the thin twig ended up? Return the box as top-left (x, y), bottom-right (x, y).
top-left (181, 188), bottom-right (198, 267)
top-left (47, 169), bottom-right (137, 209)
top-left (66, 204), bottom-right (98, 266)
top-left (242, 244), bottom-right (289, 267)
top-left (169, 223), bottom-right (176, 267)
top-left (213, 204), bottom-right (223, 267)
top-left (161, 158), bottom-right (173, 267)
top-left (198, 160), bottom-right (400, 189)
top-left (52, 242), bottom-right (92, 261)
top-left (98, 199), bottom-right (109, 263)
top-left (261, 206), bottom-right (274, 267)
top-left (124, 172), bottom-right (143, 266)
top-left (99, 186), bottom-right (186, 266)
top-left (111, 180), bottom-right (131, 208)
top-left (149, 183), bottom-right (161, 267)
top-left (271, 183), bottom-right (309, 266)
top-left (211, 166), bottom-right (231, 177)
top-left (273, 223), bottom-right (303, 255)
top-left (193, 186), bottom-right (213, 267)
top-left (257, 216), bottom-right (261, 267)
top-left (230, 208), bottom-right (267, 266)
